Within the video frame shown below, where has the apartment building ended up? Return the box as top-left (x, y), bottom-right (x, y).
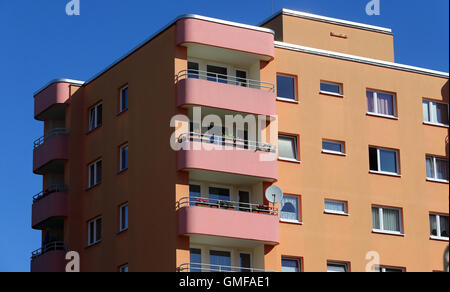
top-left (31, 9), bottom-right (449, 272)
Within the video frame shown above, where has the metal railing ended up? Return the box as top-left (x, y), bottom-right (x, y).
top-left (177, 196), bottom-right (278, 216)
top-left (178, 132), bottom-right (276, 153)
top-left (176, 69), bottom-right (275, 92)
top-left (177, 263), bottom-right (274, 272)
top-left (31, 241), bottom-right (66, 260)
top-left (33, 128), bottom-right (69, 149)
top-left (33, 184), bottom-right (68, 204)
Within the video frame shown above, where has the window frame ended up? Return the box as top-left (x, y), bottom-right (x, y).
top-left (280, 194), bottom-right (302, 224)
top-left (369, 146), bottom-right (400, 176)
top-left (366, 89), bottom-right (398, 119)
top-left (119, 85), bottom-right (129, 113)
top-left (326, 261), bottom-right (350, 272)
top-left (324, 199), bottom-right (349, 216)
top-left (426, 155), bottom-right (449, 183)
top-left (88, 102), bottom-right (103, 132)
top-left (281, 256), bottom-right (303, 272)
top-left (88, 216), bottom-right (102, 246)
top-left (320, 81), bottom-right (343, 97)
top-left (278, 134), bottom-right (300, 163)
top-left (120, 203), bottom-right (129, 232)
top-left (423, 99), bottom-right (449, 127)
top-left (120, 144), bottom-right (129, 171)
top-left (322, 140), bottom-right (346, 156)
top-left (429, 213), bottom-right (449, 241)
top-left (376, 266), bottom-right (406, 272)
top-left (88, 159), bottom-right (102, 188)
top-left (276, 73), bottom-right (298, 102)
top-left (119, 264), bottom-right (129, 272)
top-left (372, 205), bottom-right (404, 236)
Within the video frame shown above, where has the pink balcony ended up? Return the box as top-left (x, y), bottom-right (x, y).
top-left (177, 200), bottom-right (280, 245)
top-left (177, 134), bottom-right (278, 182)
top-left (33, 129), bottom-right (69, 174)
top-left (176, 72), bottom-right (276, 116)
top-left (176, 17), bottom-right (274, 60)
top-left (32, 186), bottom-right (68, 230)
top-left (30, 242), bottom-right (66, 272)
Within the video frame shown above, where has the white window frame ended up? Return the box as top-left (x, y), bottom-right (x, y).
top-left (120, 86), bottom-right (128, 113)
top-left (278, 134), bottom-right (300, 162)
top-left (429, 213), bottom-right (449, 241)
top-left (376, 266), bottom-right (405, 272)
top-left (88, 159), bottom-right (102, 188)
top-left (120, 144), bottom-right (129, 171)
top-left (327, 261), bottom-right (349, 272)
top-left (423, 99), bottom-right (449, 127)
top-left (369, 147), bottom-right (400, 176)
top-left (281, 257), bottom-right (302, 272)
top-left (88, 217), bottom-right (102, 246)
top-left (324, 200), bottom-right (349, 216)
top-left (276, 74), bottom-right (298, 102)
top-left (320, 81), bottom-right (343, 97)
top-left (372, 206), bottom-right (403, 235)
top-left (322, 140), bottom-right (346, 156)
top-left (120, 203), bottom-right (128, 232)
top-left (89, 103), bottom-right (102, 131)
top-left (426, 155), bottom-right (449, 183)
top-left (367, 90), bottom-right (397, 118)
top-left (280, 195), bottom-right (301, 224)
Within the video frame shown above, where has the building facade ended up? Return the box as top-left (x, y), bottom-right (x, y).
top-left (31, 9), bottom-right (449, 272)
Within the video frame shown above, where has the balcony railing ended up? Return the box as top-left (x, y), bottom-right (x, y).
top-left (177, 196), bottom-right (278, 216)
top-left (33, 184), bottom-right (68, 204)
top-left (177, 263), bottom-right (274, 272)
top-left (178, 132), bottom-right (276, 153)
top-left (33, 128), bottom-right (69, 149)
top-left (176, 69), bottom-right (275, 92)
top-left (31, 241), bottom-right (66, 260)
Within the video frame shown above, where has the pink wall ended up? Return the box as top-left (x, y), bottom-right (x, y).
top-left (178, 206), bottom-right (280, 244)
top-left (177, 78), bottom-right (276, 116)
top-left (33, 135), bottom-right (68, 173)
top-left (32, 193), bottom-right (68, 229)
top-left (34, 82), bottom-right (71, 119)
top-left (177, 141), bottom-right (278, 181)
top-left (30, 251), bottom-right (66, 272)
top-left (176, 18), bottom-right (274, 59)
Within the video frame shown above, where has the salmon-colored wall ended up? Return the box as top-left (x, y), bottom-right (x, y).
top-left (270, 46), bottom-right (448, 272)
top-left (264, 15), bottom-right (395, 62)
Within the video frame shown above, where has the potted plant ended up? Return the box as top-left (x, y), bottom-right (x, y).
top-left (254, 205), bottom-right (271, 214)
top-left (195, 198), bottom-right (209, 208)
top-left (220, 201), bottom-right (235, 210)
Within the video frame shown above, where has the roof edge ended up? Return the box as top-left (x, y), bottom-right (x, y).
top-left (34, 79), bottom-right (85, 97)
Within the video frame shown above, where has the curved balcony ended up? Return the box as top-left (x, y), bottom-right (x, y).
top-left (177, 132), bottom-right (278, 182)
top-left (33, 128), bottom-right (69, 174)
top-left (34, 81), bottom-right (70, 121)
top-left (177, 197), bottom-right (280, 246)
top-left (176, 17), bottom-right (274, 60)
top-left (177, 263), bottom-right (274, 273)
top-left (32, 185), bottom-right (68, 230)
top-left (30, 241), bottom-right (67, 272)
top-left (176, 70), bottom-right (276, 116)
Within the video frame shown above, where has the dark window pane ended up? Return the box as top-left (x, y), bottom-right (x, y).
top-left (96, 161), bottom-right (102, 184)
top-left (240, 253), bottom-right (251, 272)
top-left (320, 82), bottom-right (341, 94)
top-left (209, 250), bottom-right (231, 272)
top-left (96, 218), bottom-right (102, 241)
top-left (97, 104), bottom-right (102, 127)
top-left (281, 258), bottom-right (300, 272)
top-left (369, 148), bottom-right (378, 171)
top-left (379, 149), bottom-right (397, 173)
top-left (277, 75), bottom-right (296, 100)
top-left (440, 216), bottom-right (449, 237)
top-left (121, 88), bottom-right (128, 111)
top-left (207, 65), bottom-right (227, 83)
top-left (190, 248), bottom-right (202, 272)
top-left (322, 141), bottom-right (343, 153)
top-left (188, 62), bottom-right (199, 79)
top-left (236, 70), bottom-right (247, 87)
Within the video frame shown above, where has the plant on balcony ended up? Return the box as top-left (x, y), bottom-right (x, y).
top-left (253, 205), bottom-right (271, 214)
top-left (219, 201), bottom-right (235, 210)
top-left (195, 198), bottom-right (209, 208)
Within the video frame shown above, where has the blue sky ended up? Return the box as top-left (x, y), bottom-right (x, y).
top-left (0, 0), bottom-right (448, 272)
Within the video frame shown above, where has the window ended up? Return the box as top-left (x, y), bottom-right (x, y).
top-left (209, 250), bottom-right (231, 272)
top-left (322, 140), bottom-right (345, 155)
top-left (369, 147), bottom-right (399, 175)
top-left (89, 103), bottom-right (103, 131)
top-left (430, 214), bottom-right (449, 240)
top-left (190, 248), bottom-right (202, 272)
top-left (324, 200), bottom-right (348, 215)
top-left (278, 134), bottom-right (299, 161)
top-left (120, 204), bottom-right (128, 232)
top-left (280, 195), bottom-right (300, 223)
top-left (119, 265), bottom-right (128, 272)
top-left (376, 266), bottom-right (405, 272)
top-left (235, 70), bottom-right (248, 87)
top-left (120, 86), bottom-right (128, 112)
top-left (277, 74), bottom-right (297, 101)
top-left (423, 100), bottom-right (449, 126)
top-left (187, 62), bottom-right (199, 79)
top-left (372, 206), bottom-right (403, 235)
top-left (88, 159), bottom-right (102, 188)
top-left (208, 187), bottom-right (230, 205)
top-left (281, 257), bottom-right (301, 272)
top-left (239, 253), bottom-right (252, 272)
top-left (88, 217), bottom-right (102, 245)
top-left (366, 90), bottom-right (396, 117)
top-left (426, 156), bottom-right (449, 182)
top-left (207, 65), bottom-right (227, 84)
top-left (327, 262), bottom-right (349, 272)
top-left (120, 145), bottom-right (128, 171)
top-left (320, 82), bottom-right (342, 96)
